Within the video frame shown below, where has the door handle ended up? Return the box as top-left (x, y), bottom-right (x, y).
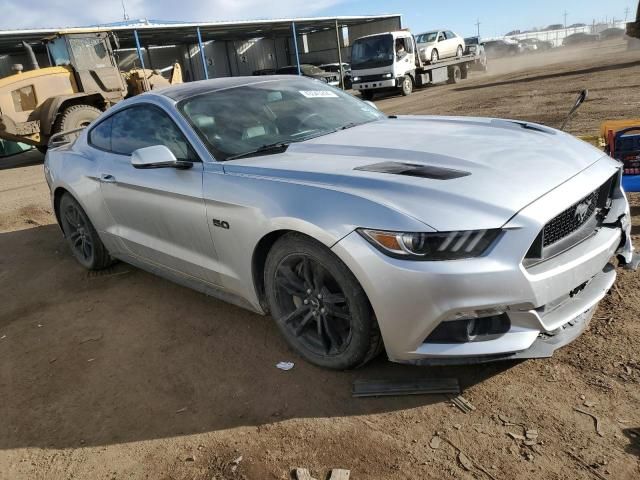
top-left (100, 174), bottom-right (116, 183)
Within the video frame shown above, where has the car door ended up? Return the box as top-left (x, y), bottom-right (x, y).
top-left (445, 31), bottom-right (458, 56)
top-left (92, 103), bottom-right (221, 285)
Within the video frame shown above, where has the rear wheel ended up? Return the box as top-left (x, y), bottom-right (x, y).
top-left (264, 233), bottom-right (382, 370)
top-left (448, 65), bottom-right (462, 84)
top-left (59, 193), bottom-right (112, 270)
top-left (361, 90), bottom-right (375, 101)
top-left (400, 75), bottom-right (413, 96)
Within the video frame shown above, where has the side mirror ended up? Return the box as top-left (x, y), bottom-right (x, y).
top-left (363, 100), bottom-right (378, 110)
top-left (131, 145), bottom-right (192, 169)
top-left (438, 36), bottom-right (445, 42)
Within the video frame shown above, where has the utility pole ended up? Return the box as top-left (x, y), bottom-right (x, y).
top-left (563, 10), bottom-right (568, 29)
top-left (475, 18), bottom-right (481, 39)
top-left (625, 6), bottom-right (630, 22)
top-left (121, 0), bottom-right (130, 21)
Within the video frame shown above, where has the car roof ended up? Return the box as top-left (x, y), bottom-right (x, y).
top-left (158, 76), bottom-right (300, 102)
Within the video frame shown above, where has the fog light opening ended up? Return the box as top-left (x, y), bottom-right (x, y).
top-left (425, 314), bottom-right (511, 344)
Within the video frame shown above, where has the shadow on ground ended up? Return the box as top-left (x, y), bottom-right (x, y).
top-left (0, 225), bottom-right (517, 451)
top-left (0, 150), bottom-right (44, 171)
top-left (454, 60), bottom-right (640, 92)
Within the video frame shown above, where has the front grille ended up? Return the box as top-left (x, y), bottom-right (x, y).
top-left (356, 74), bottom-right (389, 83)
top-left (524, 174), bottom-right (617, 265)
top-left (543, 189), bottom-right (600, 247)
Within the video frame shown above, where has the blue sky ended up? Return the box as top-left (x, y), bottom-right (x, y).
top-left (320, 0), bottom-right (636, 38)
top-left (1, 0), bottom-right (636, 36)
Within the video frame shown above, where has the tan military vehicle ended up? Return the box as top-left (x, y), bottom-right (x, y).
top-left (0, 30), bottom-right (181, 151)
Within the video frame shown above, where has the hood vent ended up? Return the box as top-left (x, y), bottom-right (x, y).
top-left (354, 161), bottom-right (470, 180)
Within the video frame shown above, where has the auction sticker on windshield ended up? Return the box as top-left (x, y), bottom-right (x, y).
top-left (300, 90), bottom-right (339, 98)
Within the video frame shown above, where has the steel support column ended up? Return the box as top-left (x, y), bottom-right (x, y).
top-left (196, 27), bottom-right (209, 80)
top-left (334, 19), bottom-right (344, 89)
top-left (291, 21), bottom-right (301, 75)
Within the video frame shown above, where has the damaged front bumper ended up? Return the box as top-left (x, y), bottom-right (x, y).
top-left (333, 161), bottom-right (636, 366)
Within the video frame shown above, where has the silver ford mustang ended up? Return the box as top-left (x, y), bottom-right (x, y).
top-left (44, 76), bottom-right (635, 369)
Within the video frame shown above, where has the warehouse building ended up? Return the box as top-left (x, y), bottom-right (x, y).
top-left (0, 15), bottom-right (401, 81)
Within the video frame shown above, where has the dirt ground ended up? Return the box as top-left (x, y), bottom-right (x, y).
top-left (1, 39), bottom-right (639, 480)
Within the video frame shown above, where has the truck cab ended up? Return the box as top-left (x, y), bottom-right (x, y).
top-left (350, 31), bottom-right (417, 99)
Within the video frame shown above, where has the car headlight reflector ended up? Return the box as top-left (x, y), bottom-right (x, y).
top-left (358, 228), bottom-right (501, 260)
top-left (382, 72), bottom-right (393, 79)
top-left (352, 76), bottom-right (361, 82)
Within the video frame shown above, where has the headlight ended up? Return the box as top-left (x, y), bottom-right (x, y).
top-left (352, 76), bottom-right (361, 82)
top-left (382, 73), bottom-right (393, 79)
top-left (358, 228), bottom-right (501, 260)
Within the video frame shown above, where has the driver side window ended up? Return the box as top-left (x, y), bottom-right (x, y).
top-left (108, 105), bottom-right (196, 161)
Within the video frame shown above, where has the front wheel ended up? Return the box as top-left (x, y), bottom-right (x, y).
top-left (431, 49), bottom-right (439, 63)
top-left (59, 193), bottom-right (112, 270)
top-left (264, 233), bottom-right (382, 370)
top-left (360, 90), bottom-right (375, 101)
top-left (400, 75), bottom-right (413, 96)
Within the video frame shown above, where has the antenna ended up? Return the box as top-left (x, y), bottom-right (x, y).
top-left (121, 0), bottom-right (130, 21)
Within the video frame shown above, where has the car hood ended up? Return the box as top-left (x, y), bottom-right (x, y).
top-left (223, 116), bottom-right (607, 231)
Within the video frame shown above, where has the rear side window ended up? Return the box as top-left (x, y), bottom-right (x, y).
top-left (89, 117), bottom-right (112, 151)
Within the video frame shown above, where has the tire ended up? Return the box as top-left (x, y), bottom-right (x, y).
top-left (456, 45), bottom-right (464, 58)
top-left (431, 49), bottom-right (439, 63)
top-left (264, 233), bottom-right (383, 370)
top-left (52, 104), bottom-right (101, 139)
top-left (400, 75), bottom-right (413, 96)
top-left (59, 193), bottom-right (112, 270)
top-left (448, 65), bottom-right (462, 84)
top-left (361, 90), bottom-right (375, 101)
top-left (460, 64), bottom-right (469, 80)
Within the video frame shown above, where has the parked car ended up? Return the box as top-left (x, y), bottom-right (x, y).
top-left (275, 64), bottom-right (339, 86)
top-left (599, 28), bottom-right (626, 40)
top-left (253, 68), bottom-right (276, 76)
top-left (415, 29), bottom-right (465, 63)
top-left (464, 36), bottom-right (488, 71)
top-left (518, 38), bottom-right (554, 52)
top-left (563, 32), bottom-right (600, 46)
top-left (484, 39), bottom-right (522, 58)
top-left (45, 76), bottom-right (635, 369)
top-left (545, 24), bottom-right (565, 31)
top-left (319, 62), bottom-right (352, 88)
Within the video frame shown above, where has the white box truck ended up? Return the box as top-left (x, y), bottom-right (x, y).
top-left (350, 30), bottom-right (486, 99)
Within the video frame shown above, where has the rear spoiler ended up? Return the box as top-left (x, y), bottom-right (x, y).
top-left (48, 127), bottom-right (86, 149)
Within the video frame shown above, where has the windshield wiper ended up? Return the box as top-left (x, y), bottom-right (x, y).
top-left (226, 142), bottom-right (290, 161)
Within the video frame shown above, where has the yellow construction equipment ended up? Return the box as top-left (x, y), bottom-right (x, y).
top-left (0, 30), bottom-right (182, 150)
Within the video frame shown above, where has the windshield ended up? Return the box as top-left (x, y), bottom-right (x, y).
top-left (179, 78), bottom-right (385, 161)
top-left (416, 32), bottom-right (438, 44)
top-left (351, 34), bottom-right (394, 69)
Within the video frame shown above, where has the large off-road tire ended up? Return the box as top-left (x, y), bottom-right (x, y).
top-left (400, 75), bottom-right (414, 96)
top-left (264, 233), bottom-right (383, 370)
top-left (52, 104), bottom-right (101, 138)
top-left (360, 90), bottom-right (375, 101)
top-left (59, 193), bottom-right (112, 270)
